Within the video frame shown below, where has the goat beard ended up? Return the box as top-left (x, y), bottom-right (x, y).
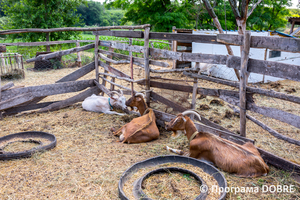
top-left (171, 130), bottom-right (182, 138)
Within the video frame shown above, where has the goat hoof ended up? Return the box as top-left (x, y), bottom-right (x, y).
top-left (110, 127), bottom-right (116, 133)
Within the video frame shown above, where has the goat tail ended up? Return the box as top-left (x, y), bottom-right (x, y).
top-left (165, 146), bottom-right (185, 155)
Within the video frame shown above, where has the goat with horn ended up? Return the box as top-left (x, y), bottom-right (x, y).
top-left (82, 89), bottom-right (127, 115)
top-left (165, 110), bottom-right (269, 177)
top-left (112, 92), bottom-right (159, 143)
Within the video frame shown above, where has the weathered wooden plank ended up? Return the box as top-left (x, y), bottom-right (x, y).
top-left (3, 101), bottom-right (59, 116)
top-left (184, 71), bottom-right (300, 104)
top-left (239, 31), bottom-right (251, 137)
top-left (57, 62), bottom-right (95, 82)
top-left (99, 76), bottom-right (133, 92)
top-left (99, 72), bottom-right (144, 83)
top-left (99, 60), bottom-right (130, 79)
top-left (151, 91), bottom-right (189, 113)
top-left (144, 27), bottom-right (151, 105)
top-left (139, 80), bottom-right (243, 99)
top-left (0, 40), bottom-right (94, 47)
top-left (183, 53), bottom-right (300, 82)
top-left (149, 32), bottom-right (220, 44)
top-left (257, 148), bottom-right (300, 173)
top-left (225, 55), bottom-right (300, 82)
top-left (138, 80), bottom-right (192, 93)
top-left (92, 30), bottom-right (143, 38)
top-left (0, 93), bottom-right (35, 111)
top-left (151, 92), bottom-right (238, 134)
top-left (153, 109), bottom-right (254, 145)
top-left (217, 34), bottom-right (300, 53)
top-left (220, 95), bottom-right (300, 129)
top-left (230, 105), bottom-right (300, 146)
top-left (248, 103), bottom-right (300, 129)
top-left (1, 80), bottom-right (94, 102)
top-left (150, 48), bottom-right (183, 61)
top-left (0, 82), bottom-right (14, 91)
top-left (0, 45), bottom-right (6, 52)
top-left (291, 27), bottom-right (300, 36)
top-left (38, 86), bottom-right (101, 113)
top-left (182, 52), bottom-right (228, 64)
top-left (95, 36), bottom-right (99, 82)
top-left (26, 43), bottom-right (95, 63)
top-left (0, 24), bottom-right (151, 35)
top-left (99, 41), bottom-right (144, 53)
top-left (247, 59), bottom-right (300, 82)
top-left (94, 80), bottom-right (110, 96)
top-left (12, 61), bottom-right (96, 112)
top-left (99, 49), bottom-right (169, 68)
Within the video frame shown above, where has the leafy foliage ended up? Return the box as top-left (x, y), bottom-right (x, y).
top-left (1, 0), bottom-right (87, 41)
top-left (247, 0), bottom-right (292, 31)
top-left (107, 0), bottom-right (193, 32)
top-left (289, 8), bottom-right (300, 17)
top-left (76, 1), bottom-right (124, 27)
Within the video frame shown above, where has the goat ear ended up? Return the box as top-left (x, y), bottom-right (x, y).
top-left (111, 95), bottom-right (117, 100)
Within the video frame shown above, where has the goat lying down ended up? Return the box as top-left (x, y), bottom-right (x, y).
top-left (82, 90), bottom-right (127, 115)
top-left (197, 63), bottom-right (217, 76)
top-left (165, 110), bottom-right (269, 177)
top-left (112, 93), bottom-right (159, 143)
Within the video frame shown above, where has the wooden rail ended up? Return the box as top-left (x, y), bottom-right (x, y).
top-left (0, 25), bottom-right (151, 35)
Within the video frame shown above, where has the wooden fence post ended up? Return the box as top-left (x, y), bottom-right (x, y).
top-left (107, 47), bottom-right (114, 92)
top-left (46, 33), bottom-right (50, 52)
top-left (95, 35), bottom-right (99, 82)
top-left (239, 31), bottom-right (251, 137)
top-left (172, 26), bottom-right (177, 69)
top-left (144, 27), bottom-right (151, 106)
top-left (129, 38), bottom-right (134, 96)
top-left (191, 62), bottom-right (199, 120)
top-left (76, 41), bottom-right (82, 67)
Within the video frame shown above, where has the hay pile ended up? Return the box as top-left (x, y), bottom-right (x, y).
top-left (0, 62), bottom-right (299, 199)
top-left (123, 162), bottom-right (220, 200)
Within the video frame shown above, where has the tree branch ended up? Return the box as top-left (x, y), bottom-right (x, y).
top-left (247, 0), bottom-right (263, 18)
top-left (228, 0), bottom-right (241, 18)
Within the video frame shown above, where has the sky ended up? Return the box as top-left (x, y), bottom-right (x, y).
top-left (92, 0), bottom-right (299, 8)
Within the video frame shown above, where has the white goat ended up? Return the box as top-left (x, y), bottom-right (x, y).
top-left (196, 63), bottom-right (217, 76)
top-left (82, 90), bottom-right (126, 115)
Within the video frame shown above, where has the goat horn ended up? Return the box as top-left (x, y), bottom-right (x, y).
top-left (135, 92), bottom-right (145, 98)
top-left (108, 91), bottom-right (120, 97)
top-left (181, 110), bottom-right (201, 121)
top-left (118, 89), bottom-right (123, 96)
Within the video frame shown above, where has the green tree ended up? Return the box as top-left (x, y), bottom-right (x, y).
top-left (106, 0), bottom-right (192, 32)
top-left (247, 0), bottom-right (292, 31)
top-left (289, 8), bottom-right (300, 17)
top-left (1, 0), bottom-right (87, 41)
top-left (107, 9), bottom-right (125, 26)
top-left (76, 2), bottom-right (124, 27)
top-left (77, 1), bottom-right (106, 26)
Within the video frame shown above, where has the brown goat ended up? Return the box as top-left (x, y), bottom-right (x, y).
top-left (112, 93), bottom-right (159, 143)
top-left (165, 110), bottom-right (269, 177)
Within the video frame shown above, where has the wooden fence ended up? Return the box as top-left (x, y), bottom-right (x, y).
top-left (0, 25), bottom-right (299, 173)
top-left (92, 26), bottom-right (300, 173)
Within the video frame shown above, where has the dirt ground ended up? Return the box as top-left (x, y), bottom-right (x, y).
top-left (0, 61), bottom-right (300, 199)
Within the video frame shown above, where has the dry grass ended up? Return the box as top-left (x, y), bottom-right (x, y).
top-left (123, 162), bottom-right (220, 200)
top-left (0, 62), bottom-right (300, 199)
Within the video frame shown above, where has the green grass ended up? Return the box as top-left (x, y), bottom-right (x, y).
top-left (1, 33), bottom-right (170, 64)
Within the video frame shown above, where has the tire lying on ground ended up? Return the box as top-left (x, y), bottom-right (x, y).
top-left (119, 155), bottom-right (227, 200)
top-left (0, 131), bottom-right (57, 160)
